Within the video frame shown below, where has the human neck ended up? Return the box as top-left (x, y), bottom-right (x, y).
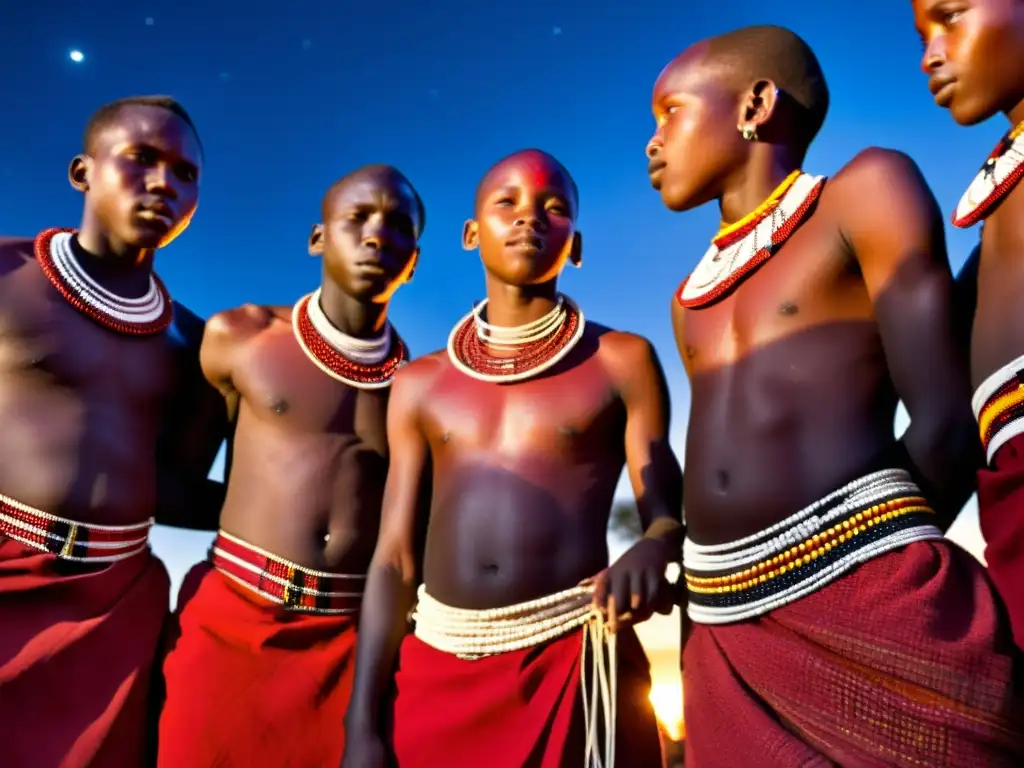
top-left (718, 148), bottom-right (803, 225)
top-left (74, 216), bottom-right (155, 298)
top-left (317, 277), bottom-right (388, 339)
top-left (481, 275), bottom-right (560, 328)
top-left (1006, 95), bottom-right (1024, 129)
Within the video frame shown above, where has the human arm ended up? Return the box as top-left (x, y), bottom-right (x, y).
top-left (953, 242), bottom-right (980, 354)
top-left (590, 333), bottom-right (684, 630)
top-left (342, 362), bottom-right (434, 763)
top-left (154, 302), bottom-right (230, 530)
top-left (839, 149), bottom-right (981, 528)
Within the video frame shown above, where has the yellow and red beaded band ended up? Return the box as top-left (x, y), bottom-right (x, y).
top-left (0, 494), bottom-right (152, 562)
top-left (683, 469), bottom-right (943, 624)
top-left (972, 357), bottom-right (1024, 465)
top-left (212, 530), bottom-right (364, 614)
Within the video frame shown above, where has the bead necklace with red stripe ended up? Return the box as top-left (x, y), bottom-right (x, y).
top-left (292, 289), bottom-right (407, 389)
top-left (34, 228), bottom-right (173, 336)
top-left (953, 119), bottom-right (1024, 229)
top-left (447, 294), bottom-right (585, 383)
top-left (676, 172), bottom-right (825, 308)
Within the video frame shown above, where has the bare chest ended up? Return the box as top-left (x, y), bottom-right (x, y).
top-left (681, 232), bottom-right (866, 374)
top-left (0, 270), bottom-right (174, 407)
top-left (421, 362), bottom-right (623, 458)
top-left (233, 328), bottom-right (390, 455)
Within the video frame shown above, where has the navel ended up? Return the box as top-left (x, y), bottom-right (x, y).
top-left (778, 301), bottom-right (799, 316)
top-left (715, 469), bottom-right (730, 495)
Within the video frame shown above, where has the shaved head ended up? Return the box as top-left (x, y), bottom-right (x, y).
top-left (474, 149), bottom-right (579, 215)
top-left (700, 25), bottom-right (829, 148)
top-left (84, 95), bottom-right (202, 157)
top-left (322, 164), bottom-right (426, 235)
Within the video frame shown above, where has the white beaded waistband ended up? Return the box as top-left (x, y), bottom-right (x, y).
top-left (972, 354), bottom-right (1024, 464)
top-left (412, 585), bottom-right (618, 768)
top-left (684, 469), bottom-right (943, 625)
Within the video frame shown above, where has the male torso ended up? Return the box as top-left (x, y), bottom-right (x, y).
top-left (410, 324), bottom-right (631, 608)
top-left (971, 184), bottom-right (1024, 387)
top-left (0, 237), bottom-right (178, 525)
top-left (678, 176), bottom-right (896, 544)
top-left (211, 304), bottom-right (390, 571)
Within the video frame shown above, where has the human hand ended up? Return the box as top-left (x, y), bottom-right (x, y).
top-left (582, 537), bottom-right (673, 633)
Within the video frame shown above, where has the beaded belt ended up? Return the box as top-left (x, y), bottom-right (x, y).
top-left (212, 530), bottom-right (364, 614)
top-left (972, 355), bottom-right (1024, 465)
top-left (683, 469), bottom-right (943, 625)
top-left (0, 492), bottom-right (152, 562)
top-left (412, 585), bottom-right (617, 768)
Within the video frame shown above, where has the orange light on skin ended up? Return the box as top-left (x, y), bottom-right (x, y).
top-left (648, 680), bottom-right (684, 741)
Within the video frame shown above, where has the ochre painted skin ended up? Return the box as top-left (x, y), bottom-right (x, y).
top-left (0, 105), bottom-right (224, 529)
top-left (914, 0), bottom-right (1024, 388)
top-left (341, 152), bottom-right (683, 762)
top-left (646, 52), bottom-right (977, 543)
top-left (202, 167), bottom-right (421, 572)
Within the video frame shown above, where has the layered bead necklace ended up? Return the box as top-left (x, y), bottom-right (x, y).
top-left (953, 119), bottom-right (1024, 229)
top-left (447, 294), bottom-right (585, 383)
top-left (292, 289), bottom-right (407, 389)
top-left (34, 228), bottom-right (173, 336)
top-left (676, 170), bottom-right (825, 308)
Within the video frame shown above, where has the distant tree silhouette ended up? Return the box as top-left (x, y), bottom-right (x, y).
top-left (608, 500), bottom-right (643, 542)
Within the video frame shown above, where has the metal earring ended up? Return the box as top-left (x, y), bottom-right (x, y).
top-left (740, 125), bottom-right (758, 141)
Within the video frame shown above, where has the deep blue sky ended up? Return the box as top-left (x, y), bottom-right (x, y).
top-left (1, 1), bottom-right (996, 591)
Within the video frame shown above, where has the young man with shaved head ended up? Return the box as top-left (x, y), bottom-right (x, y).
top-left (156, 165), bottom-right (425, 768)
top-left (646, 24), bottom-right (1023, 766)
top-left (343, 149), bottom-right (679, 768)
top-left (913, 0), bottom-right (1024, 658)
top-left (0, 95), bottom-right (227, 768)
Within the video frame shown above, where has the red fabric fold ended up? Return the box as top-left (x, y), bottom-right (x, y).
top-left (0, 537), bottom-right (170, 768)
top-left (390, 625), bottom-right (663, 768)
top-left (156, 563), bottom-right (358, 768)
top-left (978, 433), bottom-right (1024, 652)
top-left (683, 540), bottom-right (1024, 768)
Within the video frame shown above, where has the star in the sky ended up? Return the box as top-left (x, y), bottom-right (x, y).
top-left (69, 50), bottom-right (84, 63)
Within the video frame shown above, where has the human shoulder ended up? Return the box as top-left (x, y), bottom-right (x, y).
top-left (0, 237), bottom-right (35, 272)
top-left (827, 148), bottom-right (941, 261)
top-left (591, 323), bottom-right (664, 391)
top-left (393, 348), bottom-right (449, 389)
top-left (389, 349), bottom-right (448, 413)
top-left (205, 302), bottom-right (280, 346)
top-left (827, 147), bottom-right (933, 220)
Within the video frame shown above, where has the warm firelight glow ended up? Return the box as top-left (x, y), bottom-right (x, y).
top-left (648, 681), bottom-right (683, 741)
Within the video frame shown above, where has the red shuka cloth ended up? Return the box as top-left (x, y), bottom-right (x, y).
top-left (683, 540), bottom-right (1024, 768)
top-left (390, 625), bottom-right (664, 768)
top-left (0, 537), bottom-right (170, 768)
top-left (156, 562), bottom-right (359, 768)
top-left (978, 433), bottom-right (1024, 653)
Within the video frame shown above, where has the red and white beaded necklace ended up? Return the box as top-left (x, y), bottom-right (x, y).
top-left (953, 120), bottom-right (1024, 229)
top-left (34, 228), bottom-right (173, 336)
top-left (447, 294), bottom-right (585, 383)
top-left (291, 289), bottom-right (407, 389)
top-left (676, 172), bottom-right (825, 308)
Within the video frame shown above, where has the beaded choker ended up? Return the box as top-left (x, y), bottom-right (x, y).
top-left (292, 290), bottom-right (407, 389)
top-left (447, 294), bottom-right (585, 383)
top-left (953, 119), bottom-right (1024, 229)
top-left (34, 228), bottom-right (173, 336)
top-left (676, 172), bottom-right (825, 308)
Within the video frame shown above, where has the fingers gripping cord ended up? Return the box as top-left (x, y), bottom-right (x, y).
top-left (412, 585), bottom-right (618, 768)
